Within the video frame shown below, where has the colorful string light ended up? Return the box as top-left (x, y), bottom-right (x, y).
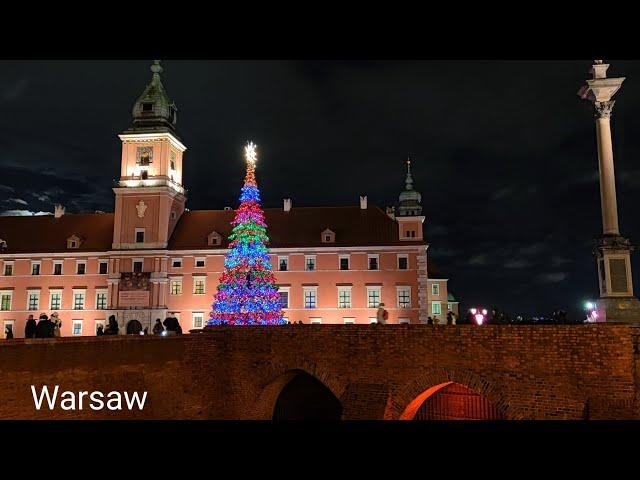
top-left (207, 142), bottom-right (285, 326)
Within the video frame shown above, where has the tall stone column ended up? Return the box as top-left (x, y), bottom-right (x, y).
top-left (578, 60), bottom-right (640, 323)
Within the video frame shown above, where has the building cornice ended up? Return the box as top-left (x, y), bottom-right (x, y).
top-left (118, 132), bottom-right (187, 152)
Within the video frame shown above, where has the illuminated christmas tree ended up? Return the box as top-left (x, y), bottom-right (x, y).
top-left (207, 142), bottom-right (285, 325)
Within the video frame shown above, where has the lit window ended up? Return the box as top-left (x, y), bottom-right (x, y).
top-left (367, 287), bottom-right (381, 308)
top-left (278, 257), bottom-right (288, 271)
top-left (368, 255), bottom-right (379, 270)
top-left (304, 288), bottom-right (317, 308)
top-left (96, 292), bottom-right (107, 310)
top-left (310, 318), bottom-right (322, 324)
top-left (305, 256), bottom-right (316, 271)
top-left (53, 262), bottom-right (63, 275)
top-left (72, 321), bottom-right (83, 336)
top-left (398, 255), bottom-right (408, 270)
top-left (339, 256), bottom-right (349, 270)
top-left (192, 312), bottom-right (204, 329)
top-left (397, 287), bottom-right (411, 309)
top-left (278, 291), bottom-right (289, 309)
top-left (74, 292), bottom-right (85, 310)
top-left (0, 292), bottom-right (12, 311)
top-left (77, 262), bottom-right (86, 275)
top-left (194, 278), bottom-right (206, 295)
top-left (99, 261), bottom-right (108, 274)
top-left (338, 288), bottom-right (351, 308)
top-left (432, 302), bottom-right (442, 316)
top-left (50, 292), bottom-right (62, 310)
top-left (448, 303), bottom-right (453, 311)
top-left (3, 262), bottom-right (13, 276)
top-left (27, 292), bottom-right (39, 311)
top-left (170, 279), bottom-right (182, 295)
top-left (432, 283), bottom-right (440, 296)
top-left (31, 262), bottom-right (40, 275)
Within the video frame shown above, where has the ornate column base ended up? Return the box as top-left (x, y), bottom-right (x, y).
top-left (596, 297), bottom-right (640, 324)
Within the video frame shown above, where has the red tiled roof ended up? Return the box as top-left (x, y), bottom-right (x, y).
top-left (0, 206), bottom-right (426, 254)
top-left (0, 213), bottom-right (114, 254)
top-left (169, 206), bottom-right (426, 249)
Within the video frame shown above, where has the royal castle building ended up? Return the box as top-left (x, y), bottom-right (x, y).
top-left (0, 61), bottom-right (459, 337)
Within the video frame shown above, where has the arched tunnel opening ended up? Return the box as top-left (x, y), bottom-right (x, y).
top-left (401, 382), bottom-right (505, 420)
top-left (272, 372), bottom-right (343, 420)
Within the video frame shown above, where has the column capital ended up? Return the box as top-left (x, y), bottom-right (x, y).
top-left (594, 100), bottom-right (615, 119)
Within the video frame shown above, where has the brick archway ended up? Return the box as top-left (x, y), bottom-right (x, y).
top-left (250, 363), bottom-right (347, 420)
top-left (393, 369), bottom-right (516, 420)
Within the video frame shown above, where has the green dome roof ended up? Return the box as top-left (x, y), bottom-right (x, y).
top-left (130, 61), bottom-right (177, 132)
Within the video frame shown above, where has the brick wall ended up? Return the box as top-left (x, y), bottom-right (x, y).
top-left (0, 324), bottom-right (637, 420)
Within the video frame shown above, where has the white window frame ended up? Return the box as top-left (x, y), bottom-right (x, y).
top-left (0, 290), bottom-right (13, 311)
top-left (399, 317), bottom-right (410, 324)
top-left (337, 286), bottom-right (352, 309)
top-left (99, 260), bottom-right (108, 275)
top-left (278, 256), bottom-right (289, 271)
top-left (339, 255), bottom-right (350, 271)
top-left (132, 258), bottom-right (144, 273)
top-left (397, 254), bottom-right (409, 270)
top-left (3, 261), bottom-right (14, 276)
top-left (193, 276), bottom-right (206, 295)
top-left (94, 319), bottom-right (106, 335)
top-left (31, 261), bottom-right (41, 275)
top-left (397, 286), bottom-right (411, 309)
top-left (171, 258), bottom-right (183, 268)
top-left (73, 289), bottom-right (86, 310)
top-left (26, 290), bottom-right (40, 311)
top-left (170, 278), bottom-right (183, 295)
top-left (310, 318), bottom-right (322, 324)
top-left (343, 317), bottom-right (355, 325)
top-left (432, 301), bottom-right (442, 316)
top-left (305, 255), bottom-right (316, 272)
top-left (368, 254), bottom-right (380, 270)
top-left (72, 319), bottom-right (83, 336)
top-left (53, 260), bottom-right (63, 275)
top-left (432, 283), bottom-right (440, 296)
top-left (2, 320), bottom-right (15, 339)
top-left (447, 303), bottom-right (453, 311)
top-left (195, 257), bottom-right (206, 268)
top-left (95, 289), bottom-right (108, 310)
top-left (303, 286), bottom-right (317, 309)
top-left (192, 312), bottom-right (205, 329)
top-left (76, 260), bottom-right (87, 275)
top-left (49, 290), bottom-right (62, 310)
top-left (135, 228), bottom-right (146, 244)
top-left (366, 286), bottom-right (382, 308)
top-left (278, 286), bottom-right (290, 309)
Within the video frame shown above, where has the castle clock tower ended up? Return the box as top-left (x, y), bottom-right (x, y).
top-left (112, 60), bottom-right (187, 250)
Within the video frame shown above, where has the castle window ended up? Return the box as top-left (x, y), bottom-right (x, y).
top-left (303, 287), bottom-right (317, 308)
top-left (133, 260), bottom-right (143, 273)
top-left (192, 312), bottom-right (204, 329)
top-left (3, 262), bottom-right (13, 276)
top-left (398, 255), bottom-right (408, 270)
top-left (172, 259), bottom-right (182, 268)
top-left (195, 258), bottom-right (206, 268)
top-left (194, 277), bottom-right (206, 295)
top-left (339, 255), bottom-right (349, 271)
top-left (67, 235), bottom-right (81, 249)
top-left (432, 301), bottom-right (442, 316)
top-left (77, 262), bottom-right (86, 275)
top-left (73, 291), bottom-right (86, 310)
top-left (432, 283), bottom-right (440, 296)
top-left (72, 320), bottom-right (83, 336)
top-left (31, 262), bottom-right (41, 276)
top-left (338, 286), bottom-right (352, 308)
top-left (135, 229), bottom-right (145, 243)
top-left (321, 229), bottom-right (335, 243)
top-left (278, 257), bottom-right (288, 271)
top-left (305, 256), bottom-right (316, 271)
top-left (96, 291), bottom-right (107, 310)
top-left (278, 288), bottom-right (289, 309)
top-left (27, 291), bottom-right (39, 311)
top-left (53, 261), bottom-right (63, 275)
top-left (368, 255), bottom-right (379, 270)
top-left (208, 231), bottom-right (222, 247)
top-left (136, 147), bottom-right (153, 167)
top-left (99, 261), bottom-right (108, 274)
top-left (397, 286), bottom-right (411, 309)
top-left (50, 291), bottom-right (62, 310)
top-left (0, 291), bottom-right (12, 311)
top-left (170, 279), bottom-right (182, 295)
top-left (141, 170), bottom-right (149, 180)
top-left (142, 102), bottom-right (153, 112)
top-left (367, 286), bottom-right (381, 308)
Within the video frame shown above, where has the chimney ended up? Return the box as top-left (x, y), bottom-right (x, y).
top-left (54, 204), bottom-right (65, 218)
top-left (360, 196), bottom-right (367, 210)
top-left (283, 198), bottom-right (292, 212)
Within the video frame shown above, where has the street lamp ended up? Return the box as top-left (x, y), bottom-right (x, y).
top-left (469, 308), bottom-right (488, 325)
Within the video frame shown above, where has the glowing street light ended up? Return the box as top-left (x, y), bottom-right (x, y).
top-left (469, 307), bottom-right (488, 325)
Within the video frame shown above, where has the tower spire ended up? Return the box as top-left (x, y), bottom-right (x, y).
top-left (397, 156), bottom-right (422, 217)
top-left (128, 60), bottom-right (177, 133)
top-left (405, 156), bottom-right (414, 191)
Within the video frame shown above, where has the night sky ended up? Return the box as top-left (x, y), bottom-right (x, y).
top-left (2, 59), bottom-right (640, 319)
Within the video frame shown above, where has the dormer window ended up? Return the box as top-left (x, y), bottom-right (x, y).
top-left (142, 102), bottom-right (153, 112)
top-left (208, 230), bottom-right (222, 247)
top-left (321, 228), bottom-right (335, 244)
top-left (67, 234), bottom-right (82, 249)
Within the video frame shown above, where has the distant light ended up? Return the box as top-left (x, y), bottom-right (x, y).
top-left (470, 308), bottom-right (477, 315)
top-left (245, 142), bottom-right (257, 165)
top-left (585, 302), bottom-right (594, 310)
top-left (474, 314), bottom-right (484, 325)
top-left (482, 309), bottom-right (488, 315)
